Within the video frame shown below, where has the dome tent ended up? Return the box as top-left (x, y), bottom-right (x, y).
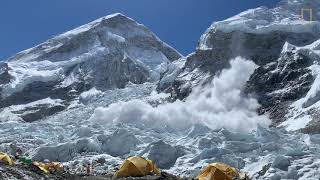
top-left (0, 152), bottom-right (14, 166)
top-left (197, 162), bottom-right (244, 180)
top-left (114, 156), bottom-right (161, 178)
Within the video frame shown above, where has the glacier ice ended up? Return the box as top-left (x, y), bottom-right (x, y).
top-left (1, 1), bottom-right (320, 179)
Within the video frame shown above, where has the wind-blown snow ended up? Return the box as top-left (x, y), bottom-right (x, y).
top-left (91, 57), bottom-right (270, 133)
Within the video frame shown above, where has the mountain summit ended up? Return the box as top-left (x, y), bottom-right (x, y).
top-left (0, 13), bottom-right (181, 121)
top-left (1, 1), bottom-right (320, 179)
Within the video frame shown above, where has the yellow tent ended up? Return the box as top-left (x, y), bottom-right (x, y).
top-left (0, 152), bottom-right (14, 166)
top-left (33, 162), bottom-right (63, 174)
top-left (197, 162), bottom-right (240, 180)
top-left (114, 156), bottom-right (161, 178)
top-left (33, 162), bottom-right (50, 174)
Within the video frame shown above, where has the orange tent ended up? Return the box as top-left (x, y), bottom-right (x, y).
top-left (197, 162), bottom-right (240, 180)
top-left (114, 156), bottom-right (161, 178)
top-left (33, 161), bottom-right (63, 174)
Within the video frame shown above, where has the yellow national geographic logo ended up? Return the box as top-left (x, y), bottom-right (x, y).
top-left (301, 8), bottom-right (313, 21)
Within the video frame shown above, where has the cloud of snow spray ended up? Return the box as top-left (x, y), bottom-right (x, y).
top-left (91, 57), bottom-right (270, 133)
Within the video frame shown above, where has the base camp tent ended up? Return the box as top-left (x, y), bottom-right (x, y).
top-left (114, 156), bottom-right (161, 178)
top-left (0, 152), bottom-right (14, 166)
top-left (32, 162), bottom-right (64, 174)
top-left (197, 162), bottom-right (241, 180)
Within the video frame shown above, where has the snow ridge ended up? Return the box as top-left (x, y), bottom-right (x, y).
top-left (199, 0), bottom-right (320, 50)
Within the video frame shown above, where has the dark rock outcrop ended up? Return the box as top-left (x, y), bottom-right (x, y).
top-left (246, 47), bottom-right (315, 125)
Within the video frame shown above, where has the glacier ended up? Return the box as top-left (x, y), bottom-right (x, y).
top-left (1, 58), bottom-right (320, 179)
top-left (1, 0), bottom-right (320, 179)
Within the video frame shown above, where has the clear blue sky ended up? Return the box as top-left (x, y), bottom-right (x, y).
top-left (0, 0), bottom-right (280, 60)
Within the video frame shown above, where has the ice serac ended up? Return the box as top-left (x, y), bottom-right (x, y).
top-left (159, 0), bottom-right (320, 132)
top-left (0, 13), bottom-right (181, 121)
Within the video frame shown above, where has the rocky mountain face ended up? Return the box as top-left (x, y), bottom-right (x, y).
top-left (0, 13), bottom-right (181, 122)
top-left (159, 0), bottom-right (320, 133)
top-left (2, 0), bottom-right (320, 179)
top-left (246, 42), bottom-right (316, 127)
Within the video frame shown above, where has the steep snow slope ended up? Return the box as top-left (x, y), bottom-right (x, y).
top-left (160, 0), bottom-right (320, 132)
top-left (0, 13), bottom-right (181, 121)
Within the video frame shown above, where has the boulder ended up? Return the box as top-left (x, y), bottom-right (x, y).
top-left (272, 155), bottom-right (290, 171)
top-left (33, 138), bottom-right (99, 162)
top-left (33, 143), bottom-right (76, 162)
top-left (99, 129), bottom-right (140, 156)
top-left (146, 140), bottom-right (185, 169)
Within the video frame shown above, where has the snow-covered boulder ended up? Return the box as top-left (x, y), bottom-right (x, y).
top-left (32, 138), bottom-right (99, 162)
top-left (272, 155), bottom-right (291, 171)
top-left (99, 129), bottom-right (140, 156)
top-left (287, 166), bottom-right (298, 179)
top-left (75, 139), bottom-right (100, 154)
top-left (144, 140), bottom-right (185, 169)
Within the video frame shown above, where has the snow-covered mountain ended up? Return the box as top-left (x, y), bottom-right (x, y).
top-left (160, 0), bottom-right (320, 133)
top-left (0, 13), bottom-right (181, 122)
top-left (1, 0), bottom-right (320, 179)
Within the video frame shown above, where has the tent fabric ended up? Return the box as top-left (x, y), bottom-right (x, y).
top-left (0, 152), bottom-right (14, 166)
top-left (33, 162), bottom-right (50, 174)
top-left (197, 162), bottom-right (240, 180)
top-left (33, 162), bottom-right (63, 174)
top-left (114, 156), bottom-right (161, 178)
top-left (20, 157), bottom-right (33, 165)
